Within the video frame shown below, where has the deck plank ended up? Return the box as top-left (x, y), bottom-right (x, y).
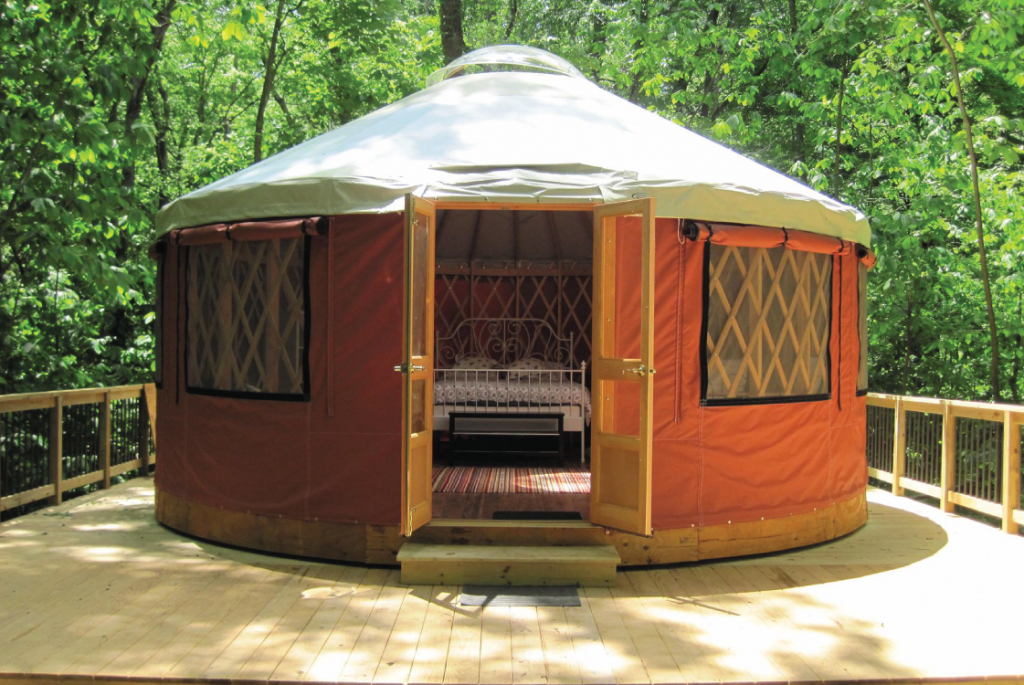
top-left (370, 578), bottom-right (431, 684)
top-left (303, 567), bottom-right (390, 681)
top-left (406, 585), bottom-right (457, 684)
top-left (273, 565), bottom-right (368, 681)
top-left (477, 605), bottom-right (514, 685)
top-left (339, 570), bottom-right (409, 683)
top-left (442, 600), bottom-right (483, 685)
top-left (2, 480), bottom-right (1024, 685)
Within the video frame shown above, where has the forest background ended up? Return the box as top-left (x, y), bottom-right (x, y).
top-left (1, 0), bottom-right (1022, 401)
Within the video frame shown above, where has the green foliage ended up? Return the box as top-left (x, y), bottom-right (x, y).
top-left (1, 0), bottom-right (1022, 402)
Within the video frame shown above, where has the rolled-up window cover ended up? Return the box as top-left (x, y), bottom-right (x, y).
top-left (683, 220), bottom-right (875, 266)
top-left (170, 217), bottom-right (325, 246)
top-left (856, 244), bottom-right (877, 269)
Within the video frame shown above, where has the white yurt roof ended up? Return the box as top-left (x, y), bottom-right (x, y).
top-left (156, 46), bottom-right (870, 246)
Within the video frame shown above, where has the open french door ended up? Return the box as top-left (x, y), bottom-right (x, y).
top-left (400, 194), bottom-right (436, 536)
top-left (589, 198), bottom-right (655, 536)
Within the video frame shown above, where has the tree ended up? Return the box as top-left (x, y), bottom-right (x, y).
top-left (440, 0), bottom-right (469, 64)
top-left (922, 0), bottom-right (1002, 400)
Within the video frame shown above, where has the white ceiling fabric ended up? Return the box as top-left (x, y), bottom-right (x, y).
top-left (156, 70), bottom-right (870, 245)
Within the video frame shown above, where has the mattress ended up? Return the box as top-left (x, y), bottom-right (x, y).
top-left (434, 378), bottom-right (591, 422)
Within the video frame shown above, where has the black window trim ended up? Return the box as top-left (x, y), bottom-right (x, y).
top-left (183, 235), bottom-right (312, 403)
top-left (699, 241), bottom-right (834, 408)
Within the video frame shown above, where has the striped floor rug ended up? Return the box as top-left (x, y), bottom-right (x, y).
top-left (432, 466), bottom-right (591, 494)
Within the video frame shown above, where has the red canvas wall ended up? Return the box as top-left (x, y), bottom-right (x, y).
top-left (643, 217), bottom-right (866, 528)
top-left (156, 213), bottom-right (866, 530)
top-left (157, 214), bottom-right (406, 526)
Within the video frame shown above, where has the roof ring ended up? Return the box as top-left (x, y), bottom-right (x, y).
top-left (426, 45), bottom-right (587, 87)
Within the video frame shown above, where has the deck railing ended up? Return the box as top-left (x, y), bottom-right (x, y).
top-left (2, 384), bottom-right (1021, 535)
top-left (0, 383), bottom-right (156, 515)
top-left (866, 392), bottom-right (1023, 534)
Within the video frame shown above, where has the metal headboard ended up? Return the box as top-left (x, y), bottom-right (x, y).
top-left (435, 318), bottom-right (577, 370)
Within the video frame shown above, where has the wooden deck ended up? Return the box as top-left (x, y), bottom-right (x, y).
top-left (1, 480), bottom-right (1022, 685)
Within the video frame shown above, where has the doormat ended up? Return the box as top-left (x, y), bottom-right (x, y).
top-left (492, 511), bottom-right (583, 521)
top-left (459, 585), bottom-right (582, 607)
top-left (432, 466), bottom-right (590, 494)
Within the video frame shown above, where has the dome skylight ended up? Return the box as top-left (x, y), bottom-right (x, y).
top-left (426, 45), bottom-right (587, 87)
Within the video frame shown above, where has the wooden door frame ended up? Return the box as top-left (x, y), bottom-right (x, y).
top-left (588, 198), bottom-right (655, 536)
top-left (401, 194), bottom-right (436, 536)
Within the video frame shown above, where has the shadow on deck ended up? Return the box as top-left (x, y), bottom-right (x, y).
top-left (0, 480), bottom-right (1021, 684)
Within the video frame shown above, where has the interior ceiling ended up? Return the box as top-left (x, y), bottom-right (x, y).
top-left (436, 210), bottom-right (593, 268)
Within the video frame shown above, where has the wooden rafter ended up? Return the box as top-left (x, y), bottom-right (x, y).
top-left (468, 210), bottom-right (482, 264)
top-left (545, 211), bottom-right (564, 264)
top-left (512, 210), bottom-right (521, 266)
top-left (435, 209), bottom-right (452, 247)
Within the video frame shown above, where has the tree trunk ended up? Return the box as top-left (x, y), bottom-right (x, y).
top-left (123, 0), bottom-right (177, 152)
top-left (505, 0), bottom-right (517, 39)
top-left (833, 60), bottom-right (849, 198)
top-left (922, 0), bottom-right (1002, 400)
top-left (254, 0), bottom-right (288, 164)
top-left (111, 0), bottom-right (177, 359)
top-left (147, 77), bottom-right (172, 207)
top-left (1011, 295), bottom-right (1021, 403)
top-left (439, 0), bottom-right (468, 64)
top-left (788, 0), bottom-right (805, 163)
top-left (272, 89), bottom-right (298, 130)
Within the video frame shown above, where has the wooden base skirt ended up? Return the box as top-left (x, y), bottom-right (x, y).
top-left (156, 488), bottom-right (867, 567)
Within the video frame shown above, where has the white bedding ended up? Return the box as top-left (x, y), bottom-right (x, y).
top-left (434, 377), bottom-right (591, 423)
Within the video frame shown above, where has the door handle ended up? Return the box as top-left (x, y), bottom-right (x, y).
top-left (393, 364), bottom-right (425, 373)
top-left (622, 364), bottom-right (656, 377)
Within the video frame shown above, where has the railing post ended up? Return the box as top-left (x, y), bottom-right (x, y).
top-left (100, 391), bottom-right (111, 489)
top-left (1002, 411), bottom-right (1021, 534)
top-left (138, 389), bottom-right (150, 476)
top-left (940, 400), bottom-right (956, 513)
top-left (49, 396), bottom-right (63, 505)
top-left (892, 397), bottom-right (906, 496)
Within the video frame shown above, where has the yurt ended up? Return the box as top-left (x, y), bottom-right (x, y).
top-left (152, 46), bottom-right (874, 566)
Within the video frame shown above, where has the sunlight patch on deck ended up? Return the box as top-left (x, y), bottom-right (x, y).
top-left (0, 479), bottom-right (1022, 684)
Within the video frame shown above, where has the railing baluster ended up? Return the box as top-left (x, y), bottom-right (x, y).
top-left (101, 391), bottom-right (111, 489)
top-left (49, 396), bottom-right (63, 505)
top-left (892, 397), bottom-right (906, 496)
top-left (940, 400), bottom-right (956, 513)
top-left (137, 393), bottom-right (148, 475)
top-left (1002, 410), bottom-right (1021, 534)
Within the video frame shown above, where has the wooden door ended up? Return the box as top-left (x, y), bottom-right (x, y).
top-left (589, 198), bottom-right (655, 536)
top-left (400, 194), bottom-right (436, 536)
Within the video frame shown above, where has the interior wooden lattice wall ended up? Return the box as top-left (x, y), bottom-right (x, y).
top-left (187, 239), bottom-right (305, 395)
top-left (435, 269), bottom-right (592, 366)
top-left (705, 245), bottom-right (831, 400)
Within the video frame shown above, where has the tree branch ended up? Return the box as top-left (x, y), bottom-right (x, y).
top-left (921, 0), bottom-right (1001, 399)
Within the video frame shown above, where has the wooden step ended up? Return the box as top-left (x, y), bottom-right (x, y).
top-left (397, 543), bottom-right (620, 587)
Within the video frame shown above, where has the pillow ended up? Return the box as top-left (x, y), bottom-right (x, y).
top-left (507, 358), bottom-right (554, 380)
top-left (447, 354), bottom-right (498, 380)
top-left (454, 355), bottom-right (498, 370)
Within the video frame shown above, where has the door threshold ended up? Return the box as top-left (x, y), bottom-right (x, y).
top-left (428, 517), bottom-right (600, 529)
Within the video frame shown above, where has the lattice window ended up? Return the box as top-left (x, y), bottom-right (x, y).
top-left (704, 244), bottom-right (832, 403)
top-left (857, 261), bottom-right (868, 392)
top-left (186, 238), bottom-right (307, 399)
top-left (434, 271), bottom-right (593, 365)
